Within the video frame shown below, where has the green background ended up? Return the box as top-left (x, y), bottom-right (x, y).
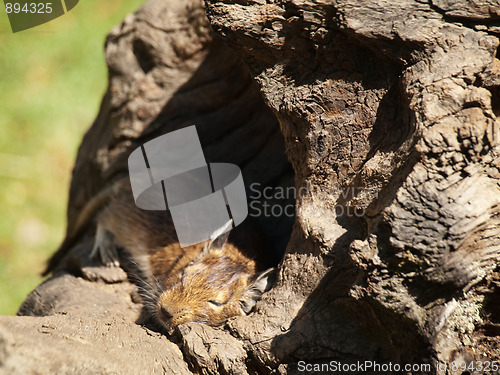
top-left (0, 0), bottom-right (143, 314)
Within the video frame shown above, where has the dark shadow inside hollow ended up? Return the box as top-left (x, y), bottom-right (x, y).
top-left (123, 39), bottom-right (295, 268)
top-left (487, 85), bottom-right (500, 117)
top-left (154, 43), bottom-right (293, 268)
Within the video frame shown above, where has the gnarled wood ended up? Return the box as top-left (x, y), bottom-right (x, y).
top-left (1, 0), bottom-right (499, 374)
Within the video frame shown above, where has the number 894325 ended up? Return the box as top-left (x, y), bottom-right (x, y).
top-left (5, 2), bottom-right (52, 13)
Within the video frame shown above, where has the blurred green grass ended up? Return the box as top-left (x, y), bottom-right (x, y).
top-left (0, 0), bottom-right (143, 314)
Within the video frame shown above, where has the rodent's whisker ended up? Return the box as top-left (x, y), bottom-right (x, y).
top-left (130, 239), bottom-right (165, 294)
top-left (151, 273), bottom-right (163, 293)
top-left (122, 255), bottom-right (162, 306)
top-left (136, 285), bottom-right (157, 299)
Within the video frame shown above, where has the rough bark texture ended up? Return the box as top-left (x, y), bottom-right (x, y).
top-left (204, 0), bottom-right (500, 372)
top-left (1, 0), bottom-right (500, 374)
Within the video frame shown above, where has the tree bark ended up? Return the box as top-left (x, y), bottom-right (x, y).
top-left (1, 0), bottom-right (499, 374)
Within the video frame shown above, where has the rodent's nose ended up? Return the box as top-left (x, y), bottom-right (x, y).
top-left (159, 305), bottom-right (173, 321)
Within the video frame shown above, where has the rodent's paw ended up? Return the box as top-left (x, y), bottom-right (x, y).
top-left (90, 223), bottom-right (120, 267)
top-left (81, 264), bottom-right (127, 283)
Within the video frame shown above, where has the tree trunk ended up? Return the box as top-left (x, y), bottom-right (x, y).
top-left (1, 0), bottom-right (499, 374)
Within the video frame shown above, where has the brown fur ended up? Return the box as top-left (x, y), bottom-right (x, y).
top-left (156, 248), bottom-right (257, 331)
top-left (93, 179), bottom-right (272, 332)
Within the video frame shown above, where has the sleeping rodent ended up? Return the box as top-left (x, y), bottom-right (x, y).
top-left (57, 178), bottom-right (274, 333)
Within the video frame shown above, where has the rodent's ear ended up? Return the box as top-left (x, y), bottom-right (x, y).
top-left (196, 220), bottom-right (233, 261)
top-left (209, 230), bottom-right (230, 250)
top-left (240, 268), bottom-right (276, 314)
top-left (206, 219), bottom-right (233, 250)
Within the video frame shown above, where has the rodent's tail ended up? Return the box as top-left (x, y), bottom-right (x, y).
top-left (42, 180), bottom-right (123, 276)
